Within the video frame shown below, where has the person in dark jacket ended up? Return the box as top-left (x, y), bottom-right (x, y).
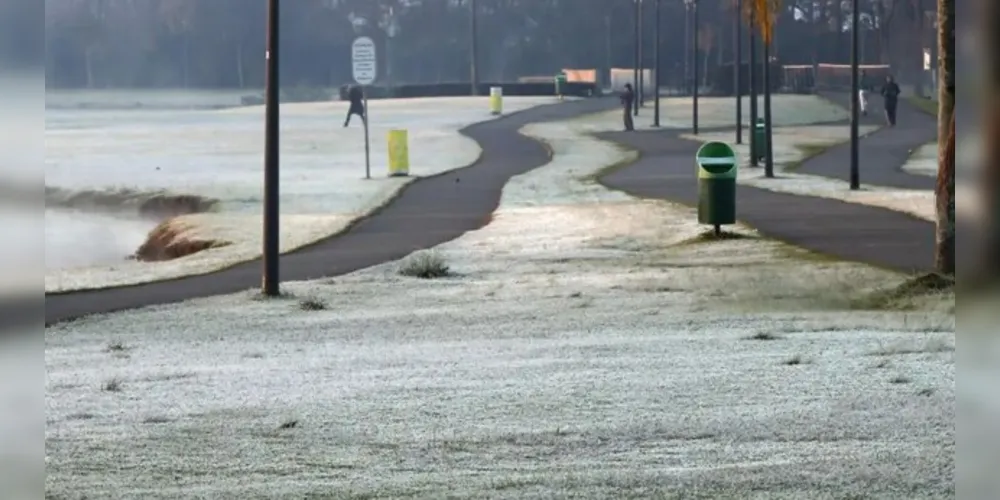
top-left (344, 85), bottom-right (366, 127)
top-left (880, 75), bottom-right (902, 126)
top-left (620, 83), bottom-right (635, 131)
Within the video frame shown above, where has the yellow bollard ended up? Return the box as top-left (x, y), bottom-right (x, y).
top-left (489, 86), bottom-right (503, 115)
top-left (387, 129), bottom-right (409, 177)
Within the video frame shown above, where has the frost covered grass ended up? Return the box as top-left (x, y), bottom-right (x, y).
top-left (46, 109), bottom-right (955, 498)
top-left (586, 94), bottom-right (848, 130)
top-left (46, 96), bottom-right (556, 291)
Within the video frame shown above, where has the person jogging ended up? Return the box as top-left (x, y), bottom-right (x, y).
top-left (880, 74), bottom-right (902, 127)
top-left (620, 83), bottom-right (635, 131)
top-left (343, 84), bottom-right (366, 127)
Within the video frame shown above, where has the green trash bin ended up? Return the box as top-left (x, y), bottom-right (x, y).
top-left (555, 72), bottom-right (567, 99)
top-left (696, 141), bottom-right (738, 234)
top-left (753, 118), bottom-right (767, 162)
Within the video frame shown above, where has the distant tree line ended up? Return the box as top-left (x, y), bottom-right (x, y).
top-left (43, 0), bottom-right (935, 89)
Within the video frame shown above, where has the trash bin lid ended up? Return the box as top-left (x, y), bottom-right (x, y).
top-left (698, 157), bottom-right (737, 165)
top-left (696, 141), bottom-right (738, 178)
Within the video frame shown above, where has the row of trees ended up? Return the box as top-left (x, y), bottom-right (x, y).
top-left (44, 0), bottom-right (935, 90)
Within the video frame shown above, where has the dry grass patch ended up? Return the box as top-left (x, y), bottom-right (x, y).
top-left (851, 273), bottom-right (955, 311)
top-left (398, 250), bottom-right (452, 279)
top-left (101, 377), bottom-right (124, 392)
top-left (298, 297), bottom-right (329, 311)
top-left (745, 331), bottom-right (783, 341)
top-left (675, 229), bottom-right (758, 246)
top-left (133, 217), bottom-right (232, 261)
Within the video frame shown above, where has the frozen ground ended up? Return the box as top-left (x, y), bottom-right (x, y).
top-left (45, 96), bottom-right (560, 291)
top-left (45, 88), bottom-right (252, 110)
top-left (682, 127), bottom-right (977, 222)
top-left (46, 111), bottom-right (955, 499)
top-left (591, 94), bottom-right (848, 130)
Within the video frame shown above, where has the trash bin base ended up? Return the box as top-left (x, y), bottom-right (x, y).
top-left (697, 180), bottom-right (737, 226)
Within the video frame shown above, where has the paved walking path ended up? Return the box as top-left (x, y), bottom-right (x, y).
top-left (596, 111), bottom-right (938, 273)
top-left (807, 92), bottom-right (937, 189)
top-left (45, 98), bottom-right (618, 325)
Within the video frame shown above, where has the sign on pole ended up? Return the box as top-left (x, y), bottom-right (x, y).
top-left (351, 37), bottom-right (377, 85)
top-left (352, 37), bottom-right (377, 178)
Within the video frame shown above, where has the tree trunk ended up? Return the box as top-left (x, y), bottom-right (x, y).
top-left (84, 46), bottom-right (95, 89)
top-left (982, 0), bottom-right (1000, 281)
top-left (236, 44), bottom-right (245, 88)
top-left (182, 36), bottom-right (190, 88)
top-left (934, 0), bottom-right (955, 276)
top-left (935, 116), bottom-right (956, 275)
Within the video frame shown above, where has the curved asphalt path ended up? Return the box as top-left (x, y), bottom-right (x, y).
top-left (45, 97), bottom-right (618, 326)
top-left (805, 92), bottom-right (936, 189)
top-left (596, 94), bottom-right (942, 274)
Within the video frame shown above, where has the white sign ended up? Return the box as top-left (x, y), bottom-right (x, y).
top-left (923, 48), bottom-right (932, 71)
top-left (352, 36), bottom-right (377, 85)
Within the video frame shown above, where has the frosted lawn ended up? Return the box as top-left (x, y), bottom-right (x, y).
top-left (46, 109), bottom-right (954, 498)
top-left (45, 96), bottom-right (561, 291)
top-left (586, 94), bottom-right (849, 130)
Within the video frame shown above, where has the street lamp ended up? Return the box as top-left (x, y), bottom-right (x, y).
top-left (262, 0), bottom-right (280, 296)
top-left (849, 0), bottom-right (861, 189)
top-left (748, 10), bottom-right (759, 166)
top-left (470, 0), bottom-right (478, 95)
top-left (763, 33), bottom-right (774, 178)
top-left (734, 0), bottom-right (742, 144)
top-left (633, 0), bottom-right (640, 116)
top-left (380, 6), bottom-right (400, 91)
top-left (686, 0), bottom-right (698, 134)
top-left (653, 0), bottom-right (661, 127)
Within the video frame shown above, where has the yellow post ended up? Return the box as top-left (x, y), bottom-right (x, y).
top-left (489, 86), bottom-right (503, 115)
top-left (387, 129), bottom-right (409, 177)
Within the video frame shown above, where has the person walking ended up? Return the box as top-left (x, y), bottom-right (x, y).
top-left (880, 74), bottom-right (902, 127)
top-left (621, 83), bottom-right (635, 131)
top-left (343, 84), bottom-right (366, 127)
top-left (858, 70), bottom-right (872, 116)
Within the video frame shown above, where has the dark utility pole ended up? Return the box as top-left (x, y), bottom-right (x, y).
top-left (653, 0), bottom-right (661, 127)
top-left (633, 0), bottom-right (640, 116)
top-left (734, 0), bottom-right (743, 144)
top-left (638, 0), bottom-right (644, 107)
top-left (748, 14), bottom-right (759, 167)
top-left (262, 0), bottom-right (280, 296)
top-left (692, 0), bottom-right (699, 134)
top-left (849, 0), bottom-right (861, 189)
top-left (470, 0), bottom-right (479, 95)
top-left (763, 39), bottom-right (774, 177)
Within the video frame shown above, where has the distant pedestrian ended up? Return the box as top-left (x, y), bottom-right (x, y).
top-left (858, 70), bottom-right (873, 116)
top-left (344, 85), bottom-right (366, 127)
top-left (621, 83), bottom-right (635, 131)
top-left (880, 75), bottom-right (902, 127)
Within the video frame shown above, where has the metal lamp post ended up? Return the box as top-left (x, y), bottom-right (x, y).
top-left (382, 6), bottom-right (399, 91)
top-left (734, 0), bottom-right (742, 143)
top-left (470, 0), bottom-right (478, 95)
top-left (262, 0), bottom-right (280, 296)
top-left (748, 11), bottom-right (759, 166)
top-left (849, 0), bottom-right (861, 189)
top-left (653, 0), bottom-right (661, 127)
top-left (686, 0), bottom-right (698, 135)
top-left (763, 34), bottom-right (774, 178)
top-left (633, 0), bottom-right (640, 116)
